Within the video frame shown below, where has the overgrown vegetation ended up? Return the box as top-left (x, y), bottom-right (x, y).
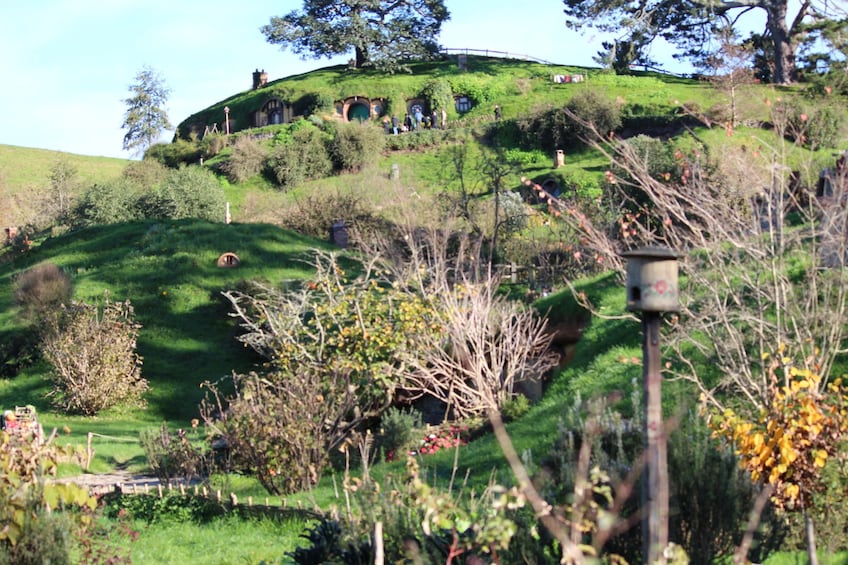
top-left (41, 295), bottom-right (147, 415)
top-left (0, 52), bottom-right (846, 563)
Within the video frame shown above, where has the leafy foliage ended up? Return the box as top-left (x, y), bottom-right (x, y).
top-left (421, 77), bottom-right (454, 112)
top-left (292, 457), bottom-right (526, 564)
top-left (139, 422), bottom-right (210, 485)
top-left (136, 165), bottom-right (226, 222)
top-left (708, 352), bottom-right (848, 512)
top-left (122, 66), bottom-right (171, 155)
top-left (209, 253), bottom-right (441, 494)
top-left (329, 122), bottom-right (386, 172)
top-left (0, 429), bottom-right (96, 556)
top-left (266, 122), bottom-right (332, 189)
top-left (221, 136), bottom-right (268, 184)
top-left (562, 0), bottom-right (837, 84)
top-left (261, 0), bottom-right (449, 72)
top-left (203, 367), bottom-right (363, 495)
top-left (41, 296), bottom-right (148, 415)
top-left (516, 91), bottom-right (622, 153)
top-left (73, 178), bottom-right (144, 226)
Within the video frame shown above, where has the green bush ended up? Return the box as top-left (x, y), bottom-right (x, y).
top-left (776, 99), bottom-right (847, 151)
top-left (516, 91), bottom-right (622, 153)
top-left (137, 166), bottom-right (226, 221)
top-left (296, 91), bottom-right (335, 117)
top-left (668, 411), bottom-right (787, 564)
top-left (329, 122), bottom-right (386, 171)
top-left (122, 158), bottom-right (169, 188)
top-left (421, 78), bottom-right (453, 112)
top-left (14, 262), bottom-right (72, 322)
top-left (198, 133), bottom-right (228, 159)
top-left (566, 90), bottom-right (622, 145)
top-left (376, 407), bottom-right (422, 461)
top-left (145, 138), bottom-right (202, 168)
top-left (222, 136), bottom-right (268, 183)
top-left (266, 124), bottom-right (333, 189)
top-left (73, 178), bottom-right (143, 227)
top-left (40, 296), bottom-right (148, 415)
top-left (0, 508), bottom-right (74, 565)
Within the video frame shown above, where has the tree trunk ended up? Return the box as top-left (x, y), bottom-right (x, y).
top-left (354, 45), bottom-right (366, 68)
top-left (766, 0), bottom-right (796, 83)
top-left (805, 509), bottom-right (819, 565)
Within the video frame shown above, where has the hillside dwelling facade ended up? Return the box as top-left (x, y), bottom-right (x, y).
top-left (253, 98), bottom-right (294, 128)
top-left (454, 95), bottom-right (473, 113)
top-left (335, 96), bottom-right (385, 122)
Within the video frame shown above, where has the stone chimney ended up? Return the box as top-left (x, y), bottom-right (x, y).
top-left (252, 69), bottom-right (268, 90)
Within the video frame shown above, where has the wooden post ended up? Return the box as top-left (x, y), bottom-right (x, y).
top-left (374, 521), bottom-right (385, 565)
top-left (642, 311), bottom-right (668, 563)
top-left (86, 432), bottom-right (93, 470)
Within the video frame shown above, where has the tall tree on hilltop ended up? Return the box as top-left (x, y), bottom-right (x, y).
top-left (563, 0), bottom-right (844, 84)
top-left (261, 0), bottom-right (450, 73)
top-left (121, 66), bottom-right (172, 156)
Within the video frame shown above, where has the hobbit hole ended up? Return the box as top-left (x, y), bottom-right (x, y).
top-left (216, 252), bottom-right (241, 268)
top-left (454, 96), bottom-right (472, 113)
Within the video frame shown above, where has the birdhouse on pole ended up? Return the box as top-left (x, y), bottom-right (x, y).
top-left (622, 246), bottom-right (680, 313)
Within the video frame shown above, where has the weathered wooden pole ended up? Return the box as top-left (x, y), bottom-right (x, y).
top-left (622, 246), bottom-right (679, 565)
top-left (642, 309), bottom-right (668, 563)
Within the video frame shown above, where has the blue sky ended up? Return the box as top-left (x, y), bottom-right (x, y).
top-left (0, 0), bottom-right (693, 159)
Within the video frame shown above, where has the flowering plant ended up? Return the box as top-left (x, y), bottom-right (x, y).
top-left (416, 423), bottom-right (469, 456)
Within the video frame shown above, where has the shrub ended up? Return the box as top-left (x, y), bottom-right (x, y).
top-left (669, 410), bottom-right (787, 564)
top-left (221, 136), bottom-right (268, 183)
top-left (566, 90), bottom-right (622, 144)
top-left (198, 133), bottom-right (228, 159)
top-left (14, 263), bottom-right (72, 322)
top-left (0, 510), bottom-right (74, 565)
top-left (329, 122), bottom-right (386, 172)
top-left (421, 78), bottom-right (453, 113)
top-left (276, 190), bottom-right (385, 243)
top-left (202, 367), bottom-right (362, 495)
top-left (376, 407), bottom-right (422, 461)
top-left (137, 165), bottom-right (226, 221)
top-left (516, 92), bottom-right (622, 153)
top-left (40, 296), bottom-right (148, 415)
top-left (145, 139), bottom-right (202, 168)
top-left (0, 427), bottom-right (97, 560)
top-left (296, 91), bottom-right (335, 117)
top-left (72, 178), bottom-right (143, 227)
top-left (122, 158), bottom-right (169, 188)
top-left (139, 422), bottom-right (210, 485)
top-left (266, 124), bottom-right (332, 189)
top-left (774, 98), bottom-right (846, 151)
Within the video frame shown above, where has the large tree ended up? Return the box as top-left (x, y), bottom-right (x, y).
top-left (563, 0), bottom-right (843, 84)
top-left (121, 66), bottom-right (171, 156)
top-left (261, 0), bottom-right (450, 73)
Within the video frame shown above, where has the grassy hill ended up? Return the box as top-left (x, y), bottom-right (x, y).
top-left (177, 55), bottom-right (725, 144)
top-left (1, 56), bottom-right (847, 562)
top-left (0, 220), bottom-right (334, 419)
top-left (0, 145), bottom-right (128, 228)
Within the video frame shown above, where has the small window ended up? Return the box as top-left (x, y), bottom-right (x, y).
top-left (455, 96), bottom-right (472, 113)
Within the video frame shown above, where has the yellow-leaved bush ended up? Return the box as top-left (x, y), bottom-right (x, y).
top-left (707, 351), bottom-right (848, 511)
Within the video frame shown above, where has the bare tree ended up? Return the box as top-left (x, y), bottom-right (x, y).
top-left (403, 273), bottom-right (559, 419)
top-left (535, 105), bottom-right (848, 415)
